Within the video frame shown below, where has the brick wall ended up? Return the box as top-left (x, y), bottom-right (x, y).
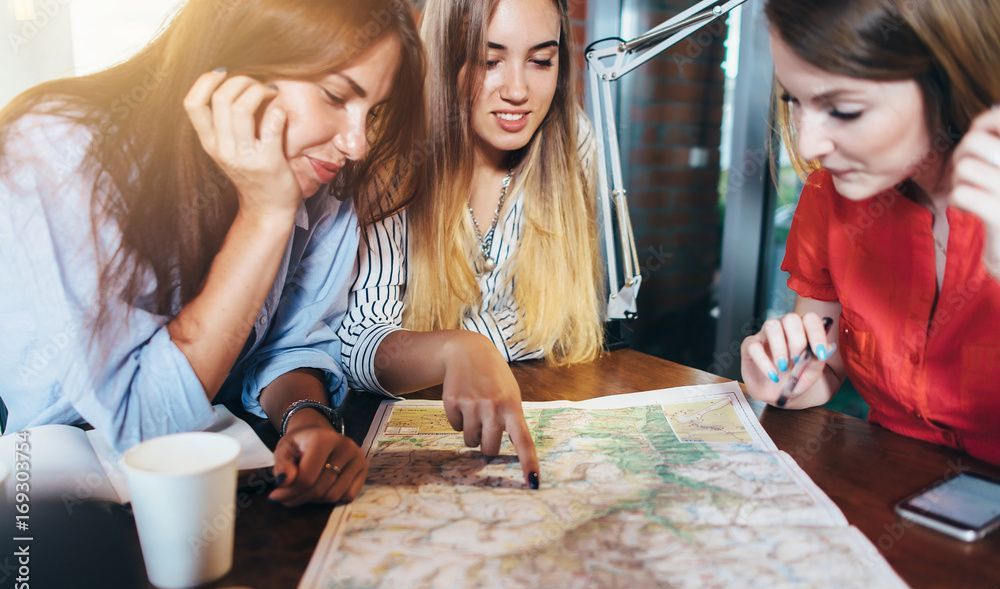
top-left (577, 0), bottom-right (728, 366)
top-left (627, 26), bottom-right (725, 306)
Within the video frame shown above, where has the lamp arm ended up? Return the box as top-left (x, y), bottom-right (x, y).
top-left (586, 0), bottom-right (751, 320)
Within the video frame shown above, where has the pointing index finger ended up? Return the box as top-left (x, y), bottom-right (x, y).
top-left (504, 409), bottom-right (541, 489)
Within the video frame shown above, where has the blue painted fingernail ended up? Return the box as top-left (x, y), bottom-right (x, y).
top-left (768, 371), bottom-right (780, 384)
top-left (274, 472), bottom-right (287, 487)
top-left (213, 66), bottom-right (227, 73)
top-left (777, 358), bottom-right (789, 372)
top-left (816, 345), bottom-right (828, 361)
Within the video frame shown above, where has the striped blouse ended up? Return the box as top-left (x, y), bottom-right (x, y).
top-left (337, 113), bottom-right (596, 396)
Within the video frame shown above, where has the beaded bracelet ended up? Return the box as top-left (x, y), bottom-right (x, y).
top-left (279, 400), bottom-right (345, 437)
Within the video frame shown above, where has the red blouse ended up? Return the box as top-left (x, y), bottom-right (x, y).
top-left (783, 170), bottom-right (1000, 465)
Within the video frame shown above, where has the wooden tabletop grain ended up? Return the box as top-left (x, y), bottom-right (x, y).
top-left (206, 350), bottom-right (999, 589)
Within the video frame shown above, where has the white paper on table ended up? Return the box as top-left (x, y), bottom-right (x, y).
top-left (0, 424), bottom-right (122, 503)
top-left (0, 405), bottom-right (274, 504)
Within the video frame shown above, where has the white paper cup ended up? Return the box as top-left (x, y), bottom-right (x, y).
top-left (123, 433), bottom-right (241, 589)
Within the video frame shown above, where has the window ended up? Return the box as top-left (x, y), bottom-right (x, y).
top-left (1, 0), bottom-right (181, 104)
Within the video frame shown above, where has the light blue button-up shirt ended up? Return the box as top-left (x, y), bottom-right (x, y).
top-left (0, 111), bottom-right (358, 452)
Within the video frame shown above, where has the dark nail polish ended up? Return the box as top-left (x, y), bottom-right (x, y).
top-left (274, 473), bottom-right (287, 487)
top-left (776, 395), bottom-right (788, 408)
top-left (528, 472), bottom-right (540, 490)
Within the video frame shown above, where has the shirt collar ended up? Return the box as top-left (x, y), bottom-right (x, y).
top-left (295, 202), bottom-right (310, 231)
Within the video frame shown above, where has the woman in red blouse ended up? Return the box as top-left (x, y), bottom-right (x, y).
top-left (741, 0), bottom-right (1000, 465)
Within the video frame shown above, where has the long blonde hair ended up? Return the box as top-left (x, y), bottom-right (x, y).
top-left (405, 0), bottom-right (604, 364)
top-left (767, 0), bottom-right (1000, 178)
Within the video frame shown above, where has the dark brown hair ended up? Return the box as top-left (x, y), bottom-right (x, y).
top-left (0, 0), bottom-right (425, 326)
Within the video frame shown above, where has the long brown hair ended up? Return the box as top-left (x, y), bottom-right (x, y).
top-left (0, 0), bottom-right (424, 325)
top-left (406, 0), bottom-right (604, 365)
top-left (766, 0), bottom-right (1000, 177)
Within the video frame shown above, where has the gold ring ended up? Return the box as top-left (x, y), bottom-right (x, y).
top-left (324, 462), bottom-right (343, 475)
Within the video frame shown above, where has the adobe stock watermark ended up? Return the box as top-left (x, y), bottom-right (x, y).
top-left (347, 0), bottom-right (410, 56)
top-left (10, 431), bottom-right (33, 589)
top-left (875, 0), bottom-right (938, 42)
top-left (17, 322), bottom-right (79, 388)
top-left (786, 413), bottom-right (842, 463)
top-left (7, 0), bottom-right (71, 55)
top-left (670, 18), bottom-right (728, 79)
top-left (870, 457), bottom-right (969, 557)
top-left (94, 64), bottom-right (171, 137)
top-left (842, 124), bottom-right (962, 247)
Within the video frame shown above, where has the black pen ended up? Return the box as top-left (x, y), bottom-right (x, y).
top-left (775, 317), bottom-right (834, 408)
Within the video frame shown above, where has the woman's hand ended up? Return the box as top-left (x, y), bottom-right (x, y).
top-left (440, 332), bottom-right (541, 488)
top-left (183, 70), bottom-right (302, 221)
top-left (740, 311), bottom-right (837, 407)
top-left (951, 105), bottom-right (1000, 279)
top-left (268, 410), bottom-right (368, 507)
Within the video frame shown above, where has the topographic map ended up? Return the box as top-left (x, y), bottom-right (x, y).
top-left (300, 383), bottom-right (907, 589)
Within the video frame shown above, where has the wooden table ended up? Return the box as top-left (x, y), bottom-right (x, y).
top-left (210, 350), bottom-right (1000, 589)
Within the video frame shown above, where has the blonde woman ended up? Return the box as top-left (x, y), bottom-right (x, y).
top-left (338, 0), bottom-right (604, 488)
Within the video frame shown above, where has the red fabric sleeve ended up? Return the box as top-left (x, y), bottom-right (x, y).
top-left (781, 171), bottom-right (839, 302)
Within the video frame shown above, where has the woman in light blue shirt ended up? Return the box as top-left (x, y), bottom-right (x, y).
top-left (0, 0), bottom-right (424, 506)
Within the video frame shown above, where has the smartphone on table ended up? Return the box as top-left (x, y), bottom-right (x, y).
top-left (895, 471), bottom-right (1000, 542)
